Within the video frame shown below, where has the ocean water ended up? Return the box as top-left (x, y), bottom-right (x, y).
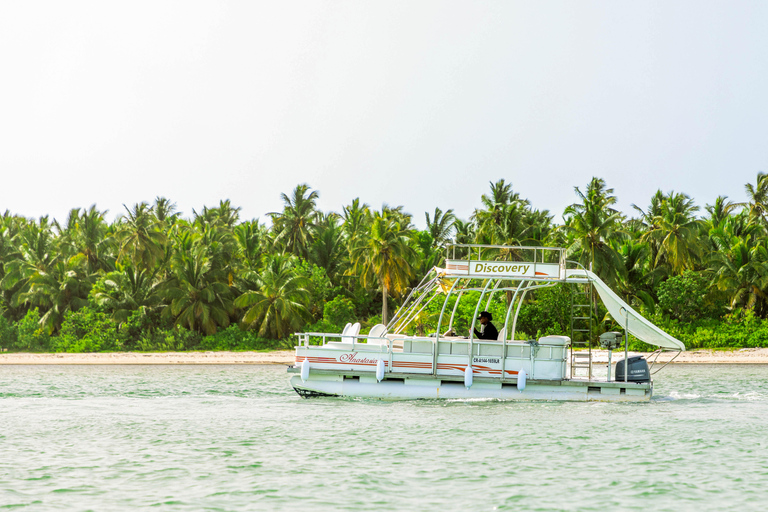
top-left (1, 364), bottom-right (767, 511)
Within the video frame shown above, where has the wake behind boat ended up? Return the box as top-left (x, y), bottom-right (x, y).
top-left (288, 244), bottom-right (684, 402)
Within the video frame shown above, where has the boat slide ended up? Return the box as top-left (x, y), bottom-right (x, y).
top-left (565, 269), bottom-right (685, 351)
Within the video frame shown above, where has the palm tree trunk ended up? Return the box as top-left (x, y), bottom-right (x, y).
top-left (382, 286), bottom-right (389, 324)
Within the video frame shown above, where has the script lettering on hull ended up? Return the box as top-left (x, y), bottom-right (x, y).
top-left (339, 353), bottom-right (379, 365)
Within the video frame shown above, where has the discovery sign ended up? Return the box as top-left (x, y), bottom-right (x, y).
top-left (445, 260), bottom-right (561, 279)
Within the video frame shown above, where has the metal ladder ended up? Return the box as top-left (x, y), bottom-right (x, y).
top-left (570, 281), bottom-right (593, 379)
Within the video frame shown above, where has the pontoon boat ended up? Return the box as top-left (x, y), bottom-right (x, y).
top-left (288, 245), bottom-right (684, 402)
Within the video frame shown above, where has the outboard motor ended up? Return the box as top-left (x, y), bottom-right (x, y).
top-left (615, 356), bottom-right (650, 383)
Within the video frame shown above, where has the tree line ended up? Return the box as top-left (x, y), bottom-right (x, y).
top-left (2, 174), bottom-right (768, 352)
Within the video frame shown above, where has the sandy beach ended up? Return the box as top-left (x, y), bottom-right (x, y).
top-left (0, 348), bottom-right (767, 365)
top-left (0, 351), bottom-right (296, 365)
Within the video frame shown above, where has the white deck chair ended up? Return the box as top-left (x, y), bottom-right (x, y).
top-left (496, 327), bottom-right (506, 342)
top-left (366, 323), bottom-right (388, 345)
top-left (329, 322), bottom-right (354, 345)
top-left (349, 322), bottom-right (361, 341)
top-left (339, 322), bottom-right (354, 343)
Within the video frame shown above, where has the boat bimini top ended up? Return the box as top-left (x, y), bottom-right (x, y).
top-left (386, 244), bottom-right (685, 352)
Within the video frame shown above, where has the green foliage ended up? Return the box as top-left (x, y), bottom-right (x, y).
top-left (200, 325), bottom-right (284, 351)
top-left (295, 260), bottom-right (333, 321)
top-left (322, 296), bottom-right (356, 330)
top-left (306, 295), bottom-right (358, 342)
top-left (235, 253), bottom-right (310, 339)
top-left (135, 326), bottom-right (202, 351)
top-left (361, 314), bottom-right (382, 333)
top-left (562, 177), bottom-right (625, 286)
top-left (0, 314), bottom-right (17, 350)
top-left (657, 271), bottom-right (723, 321)
top-left (348, 207), bottom-right (417, 323)
top-left (54, 307), bottom-right (122, 353)
top-left (653, 309), bottom-right (768, 349)
top-left (16, 308), bottom-right (50, 351)
top-left (515, 285), bottom-right (572, 340)
top-left (4, 178), bottom-right (768, 353)
top-left (120, 308), bottom-right (161, 351)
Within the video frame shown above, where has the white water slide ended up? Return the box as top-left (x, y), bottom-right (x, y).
top-left (565, 269), bottom-right (686, 351)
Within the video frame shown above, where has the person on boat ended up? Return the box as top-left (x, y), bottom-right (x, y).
top-left (473, 311), bottom-right (499, 340)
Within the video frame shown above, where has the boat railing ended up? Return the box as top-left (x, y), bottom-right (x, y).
top-left (296, 331), bottom-right (525, 355)
top-left (446, 243), bottom-right (566, 265)
top-left (294, 331), bottom-right (570, 382)
top-left (295, 332), bottom-right (392, 351)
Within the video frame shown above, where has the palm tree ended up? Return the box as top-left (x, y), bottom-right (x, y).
top-left (425, 207), bottom-right (456, 248)
top-left (471, 180), bottom-right (532, 245)
top-left (0, 213), bottom-right (24, 316)
top-left (270, 184), bottom-right (320, 259)
top-left (309, 213), bottom-right (346, 285)
top-left (194, 199), bottom-right (241, 229)
top-left (91, 264), bottom-right (163, 326)
top-left (703, 196), bottom-right (737, 232)
top-left (19, 253), bottom-right (92, 334)
top-left (54, 205), bottom-right (115, 274)
top-left (234, 220), bottom-right (270, 271)
top-left (520, 209), bottom-right (554, 246)
top-left (739, 172), bottom-right (768, 226)
top-left (382, 204), bottom-right (414, 230)
top-left (612, 238), bottom-right (659, 312)
top-left (640, 192), bottom-right (701, 275)
top-left (453, 218), bottom-right (475, 245)
top-left (234, 254), bottom-right (310, 339)
top-left (161, 246), bottom-right (234, 335)
top-left (348, 209), bottom-right (417, 324)
top-left (632, 190), bottom-right (666, 269)
top-left (116, 203), bottom-right (168, 273)
top-left (710, 233), bottom-right (768, 315)
top-left (561, 178), bottom-right (626, 285)
top-left (153, 197), bottom-right (179, 224)
top-left (194, 217), bottom-right (238, 286)
top-left (341, 198), bottom-right (370, 244)
top-left (1, 217), bottom-right (60, 319)
top-left (476, 179), bottom-right (527, 223)
top-left (708, 210), bottom-right (757, 250)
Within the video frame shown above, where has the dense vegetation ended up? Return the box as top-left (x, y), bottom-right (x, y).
top-left (2, 175), bottom-right (768, 353)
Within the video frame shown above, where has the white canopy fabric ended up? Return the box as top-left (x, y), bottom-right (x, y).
top-left (565, 269), bottom-right (686, 351)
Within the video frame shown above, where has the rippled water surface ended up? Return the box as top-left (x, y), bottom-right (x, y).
top-left (2, 364), bottom-right (767, 511)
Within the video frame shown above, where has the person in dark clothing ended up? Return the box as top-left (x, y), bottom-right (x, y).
top-left (473, 311), bottom-right (499, 340)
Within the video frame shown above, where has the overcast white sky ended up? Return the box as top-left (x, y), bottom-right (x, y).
top-left (1, 1), bottom-right (766, 228)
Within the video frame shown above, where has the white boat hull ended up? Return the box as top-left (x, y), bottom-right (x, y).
top-left (289, 374), bottom-right (652, 402)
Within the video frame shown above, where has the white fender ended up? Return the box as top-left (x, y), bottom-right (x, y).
top-left (464, 366), bottom-right (473, 388)
top-left (517, 368), bottom-right (526, 392)
top-left (300, 358), bottom-right (310, 383)
top-left (376, 359), bottom-right (385, 382)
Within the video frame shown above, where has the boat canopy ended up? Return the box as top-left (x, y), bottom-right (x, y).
top-left (399, 244), bottom-right (685, 352)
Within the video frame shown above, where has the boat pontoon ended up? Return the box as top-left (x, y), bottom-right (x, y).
top-left (288, 245), bottom-right (685, 402)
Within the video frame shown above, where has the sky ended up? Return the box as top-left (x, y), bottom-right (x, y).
top-left (1, 1), bottom-right (767, 228)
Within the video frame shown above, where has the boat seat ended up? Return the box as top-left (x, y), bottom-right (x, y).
top-left (450, 342), bottom-right (479, 356)
top-left (365, 323), bottom-right (388, 345)
top-left (538, 335), bottom-right (571, 347)
top-left (331, 323), bottom-right (353, 344)
top-left (402, 340), bottom-right (433, 354)
top-left (342, 322), bottom-right (360, 344)
top-left (478, 343), bottom-right (503, 356)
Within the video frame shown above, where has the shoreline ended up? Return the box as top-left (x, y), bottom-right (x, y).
top-left (0, 348), bottom-right (767, 365)
top-left (0, 351), bottom-right (296, 365)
